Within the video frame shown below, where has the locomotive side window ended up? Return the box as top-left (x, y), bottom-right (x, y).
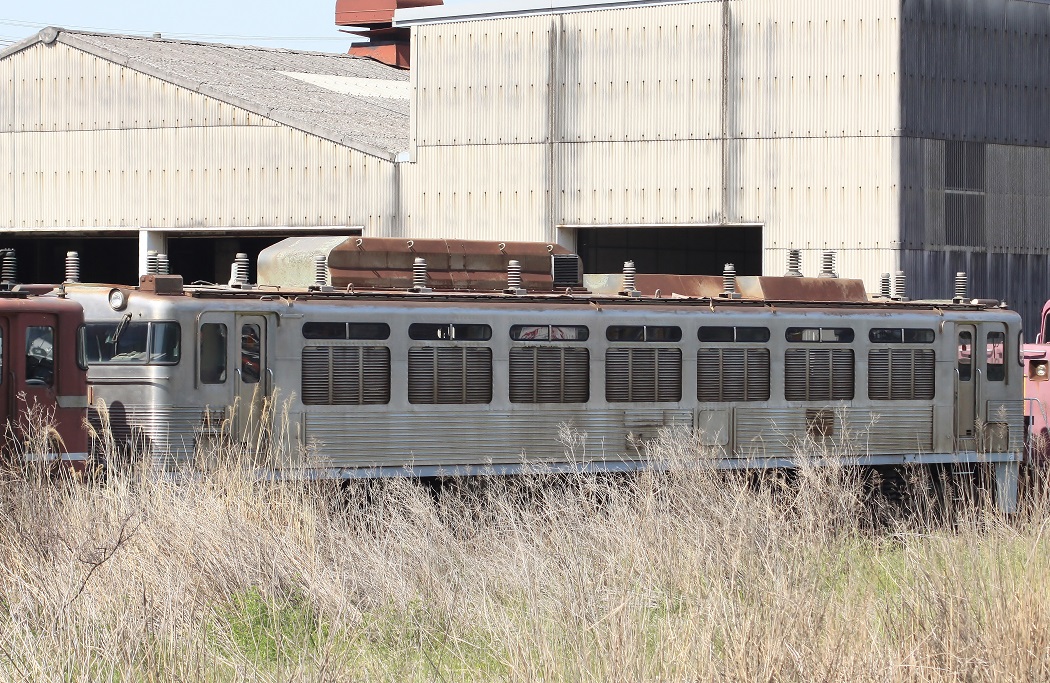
top-left (241, 325), bottom-right (261, 384)
top-left (510, 325), bottom-right (589, 341)
top-left (869, 328), bottom-right (936, 344)
top-left (784, 349), bottom-right (854, 401)
top-left (302, 346), bottom-right (390, 405)
top-left (409, 323), bottom-right (492, 341)
top-left (958, 331), bottom-right (973, 381)
top-left (149, 323), bottom-right (181, 363)
top-left (699, 326), bottom-right (771, 343)
top-left (200, 323), bottom-right (227, 384)
top-left (408, 347), bottom-right (492, 404)
top-left (25, 326), bottom-right (55, 386)
top-left (698, 348), bottom-right (770, 401)
top-left (303, 322), bottom-right (391, 340)
top-left (83, 322), bottom-right (180, 365)
top-left (510, 348), bottom-right (589, 403)
top-left (786, 327), bottom-right (854, 343)
top-left (606, 348), bottom-right (682, 402)
top-left (607, 326), bottom-right (682, 342)
top-left (987, 331), bottom-right (1006, 382)
top-left (868, 349), bottom-right (935, 400)
top-left (303, 322), bottom-right (347, 339)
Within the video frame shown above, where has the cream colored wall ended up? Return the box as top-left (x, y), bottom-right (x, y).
top-left (0, 42), bottom-right (398, 233)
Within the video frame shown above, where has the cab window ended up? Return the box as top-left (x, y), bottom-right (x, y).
top-left (26, 326), bottom-right (54, 386)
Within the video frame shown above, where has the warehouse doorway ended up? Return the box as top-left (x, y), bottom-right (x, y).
top-left (0, 236), bottom-right (139, 285)
top-left (575, 226), bottom-right (762, 276)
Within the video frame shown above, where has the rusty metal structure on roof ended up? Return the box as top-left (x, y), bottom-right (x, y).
top-left (336, 0), bottom-right (442, 68)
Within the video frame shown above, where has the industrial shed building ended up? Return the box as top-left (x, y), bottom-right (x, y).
top-left (4, 0), bottom-right (1050, 330)
top-left (392, 0), bottom-right (1050, 330)
top-left (0, 27), bottom-right (407, 284)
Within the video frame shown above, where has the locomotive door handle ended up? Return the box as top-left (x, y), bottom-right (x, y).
top-left (266, 368), bottom-right (274, 395)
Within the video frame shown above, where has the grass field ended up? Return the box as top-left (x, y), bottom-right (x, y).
top-left (0, 423), bottom-right (1048, 681)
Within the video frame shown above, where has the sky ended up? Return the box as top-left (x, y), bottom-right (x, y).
top-left (0, 0), bottom-right (365, 53)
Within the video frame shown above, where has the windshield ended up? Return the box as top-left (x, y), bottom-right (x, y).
top-left (83, 321), bottom-right (181, 365)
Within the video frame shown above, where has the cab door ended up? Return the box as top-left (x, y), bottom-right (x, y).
top-left (19, 313), bottom-right (59, 456)
top-left (955, 321), bottom-right (1009, 451)
top-left (955, 324), bottom-right (977, 448)
top-left (234, 314), bottom-right (273, 446)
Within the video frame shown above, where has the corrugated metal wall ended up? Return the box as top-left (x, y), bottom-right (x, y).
top-left (404, 0), bottom-right (904, 275)
top-left (0, 43), bottom-right (397, 232)
top-left (900, 0), bottom-right (1050, 145)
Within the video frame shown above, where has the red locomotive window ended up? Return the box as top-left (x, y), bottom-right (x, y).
top-left (25, 326), bottom-right (54, 386)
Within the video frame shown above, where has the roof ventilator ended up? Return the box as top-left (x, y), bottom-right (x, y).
top-left (551, 254), bottom-right (583, 288)
top-left (146, 250), bottom-right (159, 275)
top-left (619, 260), bottom-right (641, 297)
top-left (720, 263), bottom-right (742, 299)
top-left (228, 253), bottom-right (251, 288)
top-left (411, 257), bottom-right (432, 293)
top-left (879, 273), bottom-right (891, 299)
top-left (893, 270), bottom-right (908, 301)
top-left (65, 251), bottom-right (80, 283)
top-left (953, 271), bottom-right (968, 304)
top-left (785, 249), bottom-right (803, 277)
top-left (158, 253), bottom-right (169, 275)
top-left (504, 260), bottom-right (526, 295)
top-left (311, 254), bottom-right (333, 292)
top-left (818, 250), bottom-right (837, 278)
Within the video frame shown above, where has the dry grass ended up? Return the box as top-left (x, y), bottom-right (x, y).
top-left (0, 420), bottom-right (1048, 681)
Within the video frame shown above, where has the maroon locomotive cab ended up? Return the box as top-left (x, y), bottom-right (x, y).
top-left (0, 294), bottom-right (89, 469)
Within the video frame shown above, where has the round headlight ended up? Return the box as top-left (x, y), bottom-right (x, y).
top-left (108, 288), bottom-right (127, 311)
top-left (1038, 364), bottom-right (1048, 378)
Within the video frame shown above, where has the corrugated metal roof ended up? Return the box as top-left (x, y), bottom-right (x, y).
top-left (0, 28), bottom-right (410, 160)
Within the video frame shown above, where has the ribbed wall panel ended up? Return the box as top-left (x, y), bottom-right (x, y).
top-left (734, 406), bottom-right (935, 458)
top-left (3, 126), bottom-right (396, 231)
top-left (304, 409), bottom-right (684, 467)
top-left (413, 15), bottom-right (553, 146)
top-left (730, 0), bottom-right (900, 138)
top-left (900, 0), bottom-right (1050, 145)
top-left (556, 4), bottom-right (723, 143)
top-left (729, 137), bottom-right (899, 250)
top-left (985, 399), bottom-right (1025, 452)
top-left (552, 140), bottom-right (722, 225)
top-left (89, 404), bottom-right (206, 465)
top-left (3, 43), bottom-right (263, 134)
top-left (400, 143), bottom-right (550, 240)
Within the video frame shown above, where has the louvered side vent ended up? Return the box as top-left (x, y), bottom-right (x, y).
top-left (509, 347), bottom-right (589, 403)
top-left (552, 254), bottom-right (583, 288)
top-left (302, 346), bottom-right (390, 405)
top-left (869, 349), bottom-right (935, 400)
top-left (409, 347), bottom-right (493, 404)
top-left (785, 349), bottom-right (855, 401)
top-left (698, 348), bottom-right (771, 401)
top-left (606, 348), bottom-right (682, 402)
top-left (302, 346), bottom-right (332, 405)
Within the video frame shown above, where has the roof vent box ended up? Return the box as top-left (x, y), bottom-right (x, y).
top-left (552, 254), bottom-right (583, 288)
